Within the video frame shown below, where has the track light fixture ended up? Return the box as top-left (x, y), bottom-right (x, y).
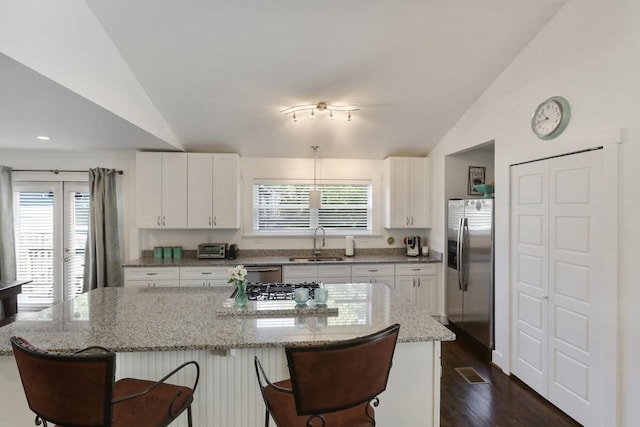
top-left (282, 101), bottom-right (359, 122)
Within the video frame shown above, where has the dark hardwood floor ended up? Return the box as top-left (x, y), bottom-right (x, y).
top-left (440, 334), bottom-right (582, 427)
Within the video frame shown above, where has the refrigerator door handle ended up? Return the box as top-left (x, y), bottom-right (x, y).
top-left (456, 217), bottom-right (464, 290)
top-left (460, 218), bottom-right (469, 292)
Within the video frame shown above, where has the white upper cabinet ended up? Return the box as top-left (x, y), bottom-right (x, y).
top-left (136, 152), bottom-right (188, 228)
top-left (383, 157), bottom-right (430, 229)
top-left (187, 153), bottom-right (240, 229)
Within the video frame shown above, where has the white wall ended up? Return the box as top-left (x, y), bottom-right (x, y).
top-left (138, 157), bottom-right (429, 255)
top-left (0, 149), bottom-right (137, 262)
top-left (428, 0), bottom-right (638, 424)
top-left (444, 143), bottom-right (494, 201)
top-left (0, 151), bottom-right (431, 260)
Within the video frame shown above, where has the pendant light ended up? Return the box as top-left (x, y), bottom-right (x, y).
top-left (309, 146), bottom-right (321, 209)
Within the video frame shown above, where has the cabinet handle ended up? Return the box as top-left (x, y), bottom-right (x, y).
top-left (368, 269), bottom-right (378, 272)
top-left (542, 294), bottom-right (549, 300)
top-left (162, 216), bottom-right (166, 226)
top-left (417, 277), bottom-right (421, 287)
top-left (412, 277), bottom-right (416, 288)
top-left (209, 216), bottom-right (212, 226)
top-left (214, 216), bottom-right (217, 226)
top-left (406, 217), bottom-right (410, 225)
top-left (374, 278), bottom-right (378, 283)
top-left (157, 216), bottom-right (161, 226)
top-left (411, 216), bottom-right (414, 225)
top-left (201, 272), bottom-right (212, 275)
top-left (146, 272), bottom-right (158, 276)
top-left (411, 268), bottom-right (421, 271)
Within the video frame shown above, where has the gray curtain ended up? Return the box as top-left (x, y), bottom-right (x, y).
top-left (0, 166), bottom-right (16, 318)
top-left (83, 168), bottom-right (122, 291)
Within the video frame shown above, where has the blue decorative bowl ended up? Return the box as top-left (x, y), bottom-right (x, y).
top-left (473, 184), bottom-right (494, 198)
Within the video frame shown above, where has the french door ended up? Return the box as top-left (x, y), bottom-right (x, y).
top-left (13, 181), bottom-right (89, 311)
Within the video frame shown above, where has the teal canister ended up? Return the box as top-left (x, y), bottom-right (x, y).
top-left (173, 247), bottom-right (183, 259)
top-left (163, 247), bottom-right (172, 259)
top-left (153, 247), bottom-right (163, 259)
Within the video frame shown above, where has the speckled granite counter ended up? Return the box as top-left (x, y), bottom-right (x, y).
top-left (122, 252), bottom-right (442, 267)
top-left (0, 283), bottom-right (454, 426)
top-left (0, 283), bottom-right (454, 356)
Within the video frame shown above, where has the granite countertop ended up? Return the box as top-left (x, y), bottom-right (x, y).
top-left (0, 284), bottom-right (455, 356)
top-left (122, 251), bottom-right (442, 268)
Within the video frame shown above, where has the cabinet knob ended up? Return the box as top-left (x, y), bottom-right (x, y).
top-left (542, 294), bottom-right (549, 300)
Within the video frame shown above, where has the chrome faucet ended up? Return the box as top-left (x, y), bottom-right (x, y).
top-left (312, 226), bottom-right (326, 256)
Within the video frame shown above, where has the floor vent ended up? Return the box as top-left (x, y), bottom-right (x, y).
top-left (455, 367), bottom-right (488, 384)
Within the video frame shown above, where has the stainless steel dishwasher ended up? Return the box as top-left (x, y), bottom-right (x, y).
top-left (246, 265), bottom-right (282, 283)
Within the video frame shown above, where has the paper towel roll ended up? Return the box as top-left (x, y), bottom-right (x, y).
top-left (345, 236), bottom-right (355, 257)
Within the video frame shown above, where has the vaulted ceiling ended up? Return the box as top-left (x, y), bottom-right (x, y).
top-left (0, 0), bottom-right (566, 159)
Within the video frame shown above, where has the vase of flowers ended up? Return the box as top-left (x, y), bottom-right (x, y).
top-left (229, 265), bottom-right (248, 307)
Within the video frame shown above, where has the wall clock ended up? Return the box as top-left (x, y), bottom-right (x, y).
top-left (531, 96), bottom-right (571, 140)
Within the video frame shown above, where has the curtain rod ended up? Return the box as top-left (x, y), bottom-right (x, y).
top-left (12, 168), bottom-right (123, 175)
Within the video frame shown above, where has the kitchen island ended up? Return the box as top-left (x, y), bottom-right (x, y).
top-left (0, 283), bottom-right (454, 427)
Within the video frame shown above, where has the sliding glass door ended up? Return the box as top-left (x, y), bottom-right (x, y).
top-left (13, 182), bottom-right (89, 311)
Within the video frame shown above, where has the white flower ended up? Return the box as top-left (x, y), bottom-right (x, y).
top-left (228, 265), bottom-right (247, 283)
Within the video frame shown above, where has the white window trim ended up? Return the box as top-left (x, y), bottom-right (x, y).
top-left (249, 178), bottom-right (375, 237)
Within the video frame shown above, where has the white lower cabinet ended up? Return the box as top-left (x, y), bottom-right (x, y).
top-left (124, 267), bottom-right (180, 288)
top-left (180, 267), bottom-right (230, 287)
top-left (395, 263), bottom-right (437, 314)
top-left (351, 264), bottom-right (395, 288)
top-left (283, 265), bottom-right (318, 283)
top-left (317, 264), bottom-right (352, 284)
top-left (283, 264), bottom-right (352, 284)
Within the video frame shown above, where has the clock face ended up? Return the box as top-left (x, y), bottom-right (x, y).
top-left (531, 96), bottom-right (570, 139)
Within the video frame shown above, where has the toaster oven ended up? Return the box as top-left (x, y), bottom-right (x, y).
top-left (197, 243), bottom-right (227, 259)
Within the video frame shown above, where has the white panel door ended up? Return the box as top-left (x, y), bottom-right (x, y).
top-left (136, 152), bottom-right (163, 228)
top-left (547, 151), bottom-right (602, 426)
top-left (187, 153), bottom-right (214, 228)
top-left (161, 153), bottom-right (188, 228)
top-left (511, 161), bottom-right (549, 396)
top-left (511, 149), bottom-right (603, 427)
top-left (212, 154), bottom-right (240, 228)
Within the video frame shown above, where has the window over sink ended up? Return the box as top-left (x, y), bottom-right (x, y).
top-left (253, 181), bottom-right (372, 235)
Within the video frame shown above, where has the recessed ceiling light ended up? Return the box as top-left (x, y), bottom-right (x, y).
top-left (36, 135), bottom-right (50, 140)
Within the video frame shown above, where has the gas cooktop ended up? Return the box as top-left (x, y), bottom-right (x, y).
top-left (233, 282), bottom-right (320, 301)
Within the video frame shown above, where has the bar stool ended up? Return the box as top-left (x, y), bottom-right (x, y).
top-left (10, 336), bottom-right (200, 427)
top-left (254, 323), bottom-right (400, 426)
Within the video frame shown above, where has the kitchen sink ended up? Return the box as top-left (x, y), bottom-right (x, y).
top-left (288, 256), bottom-right (344, 262)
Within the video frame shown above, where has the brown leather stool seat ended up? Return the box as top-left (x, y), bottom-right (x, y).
top-left (10, 336), bottom-right (200, 427)
top-left (254, 324), bottom-right (400, 427)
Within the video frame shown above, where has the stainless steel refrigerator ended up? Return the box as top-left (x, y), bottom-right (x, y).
top-left (446, 199), bottom-right (494, 349)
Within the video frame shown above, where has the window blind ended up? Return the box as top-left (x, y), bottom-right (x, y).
top-left (254, 183), bottom-right (371, 233)
top-left (14, 191), bottom-right (55, 311)
top-left (64, 191), bottom-right (89, 301)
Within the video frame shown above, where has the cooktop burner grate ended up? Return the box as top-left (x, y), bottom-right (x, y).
top-left (234, 282), bottom-right (320, 301)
